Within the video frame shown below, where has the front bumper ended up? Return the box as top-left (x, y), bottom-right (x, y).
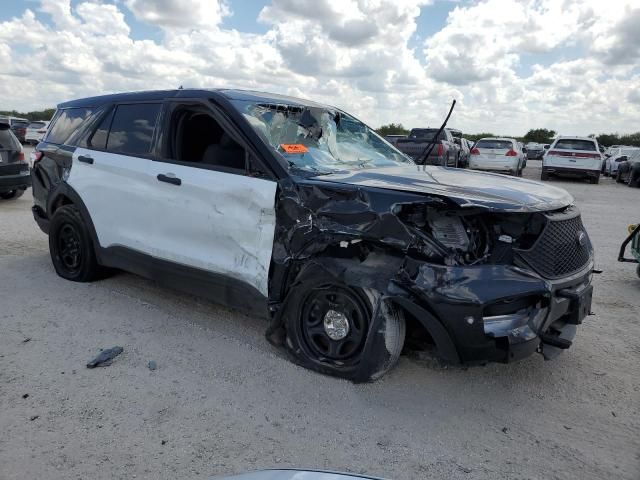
top-left (399, 258), bottom-right (594, 364)
top-left (0, 171), bottom-right (31, 193)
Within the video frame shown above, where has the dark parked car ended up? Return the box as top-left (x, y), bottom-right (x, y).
top-left (31, 89), bottom-right (594, 381)
top-left (10, 121), bottom-right (29, 143)
top-left (395, 128), bottom-right (461, 166)
top-left (383, 134), bottom-right (406, 146)
top-left (0, 123), bottom-right (30, 200)
top-left (616, 150), bottom-right (640, 187)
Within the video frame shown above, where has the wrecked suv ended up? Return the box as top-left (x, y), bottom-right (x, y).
top-left (31, 89), bottom-right (595, 381)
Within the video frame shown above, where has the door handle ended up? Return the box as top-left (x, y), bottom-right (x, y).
top-left (157, 173), bottom-right (181, 186)
top-left (77, 155), bottom-right (94, 164)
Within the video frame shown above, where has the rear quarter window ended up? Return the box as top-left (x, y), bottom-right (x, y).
top-left (46, 108), bottom-right (93, 145)
top-left (554, 139), bottom-right (597, 151)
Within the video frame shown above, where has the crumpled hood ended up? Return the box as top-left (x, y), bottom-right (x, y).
top-left (310, 165), bottom-right (574, 212)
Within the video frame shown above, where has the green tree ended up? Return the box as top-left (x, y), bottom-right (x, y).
top-left (523, 128), bottom-right (556, 144)
top-left (465, 132), bottom-right (496, 142)
top-left (376, 123), bottom-right (409, 136)
top-left (0, 108), bottom-right (56, 121)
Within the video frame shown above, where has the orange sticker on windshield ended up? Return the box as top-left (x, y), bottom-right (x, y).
top-left (280, 144), bottom-right (308, 154)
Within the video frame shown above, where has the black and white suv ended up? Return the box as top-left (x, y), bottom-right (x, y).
top-left (32, 89), bottom-right (595, 381)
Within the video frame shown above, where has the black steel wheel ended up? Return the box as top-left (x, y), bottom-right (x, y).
top-left (49, 205), bottom-right (103, 282)
top-left (300, 287), bottom-right (369, 363)
top-left (284, 274), bottom-right (405, 382)
top-left (57, 223), bottom-right (82, 274)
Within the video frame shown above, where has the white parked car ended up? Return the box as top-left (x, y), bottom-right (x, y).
top-left (605, 146), bottom-right (639, 176)
top-left (24, 120), bottom-right (50, 144)
top-left (469, 137), bottom-right (526, 176)
top-left (541, 136), bottom-right (602, 184)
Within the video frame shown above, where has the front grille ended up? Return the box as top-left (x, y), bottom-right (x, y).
top-left (515, 208), bottom-right (592, 279)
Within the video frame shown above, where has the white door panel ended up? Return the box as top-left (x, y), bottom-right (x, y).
top-left (146, 162), bottom-right (277, 297)
top-left (67, 147), bottom-right (156, 253)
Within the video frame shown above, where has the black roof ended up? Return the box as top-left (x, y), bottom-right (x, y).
top-left (57, 88), bottom-right (329, 109)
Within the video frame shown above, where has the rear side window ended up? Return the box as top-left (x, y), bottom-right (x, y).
top-left (46, 108), bottom-right (93, 145)
top-left (0, 128), bottom-right (19, 149)
top-left (410, 129), bottom-right (442, 141)
top-left (106, 104), bottom-right (161, 156)
top-left (554, 139), bottom-right (597, 151)
top-left (28, 122), bottom-right (46, 129)
top-left (476, 139), bottom-right (513, 149)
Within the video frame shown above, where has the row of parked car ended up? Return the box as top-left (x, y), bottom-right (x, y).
top-left (386, 129), bottom-right (639, 187)
top-left (0, 115), bottom-right (51, 145)
top-left (385, 129), bottom-right (527, 176)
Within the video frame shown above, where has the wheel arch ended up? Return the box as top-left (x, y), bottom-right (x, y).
top-left (47, 182), bottom-right (102, 260)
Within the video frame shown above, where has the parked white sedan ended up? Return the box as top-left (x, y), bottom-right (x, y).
top-left (469, 137), bottom-right (525, 176)
top-left (24, 120), bottom-right (50, 145)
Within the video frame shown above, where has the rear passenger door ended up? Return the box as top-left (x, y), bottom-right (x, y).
top-left (67, 103), bottom-right (161, 254)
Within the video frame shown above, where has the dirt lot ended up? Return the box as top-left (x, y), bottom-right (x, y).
top-left (1, 149), bottom-right (639, 480)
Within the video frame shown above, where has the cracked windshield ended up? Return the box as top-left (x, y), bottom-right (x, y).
top-left (233, 100), bottom-right (412, 173)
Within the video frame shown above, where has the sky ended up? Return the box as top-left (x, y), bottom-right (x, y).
top-left (0, 0), bottom-right (638, 135)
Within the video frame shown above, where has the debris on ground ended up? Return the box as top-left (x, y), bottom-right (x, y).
top-left (22, 337), bottom-right (31, 343)
top-left (29, 415), bottom-right (39, 421)
top-left (161, 440), bottom-right (167, 445)
top-left (501, 427), bottom-right (509, 434)
top-left (86, 346), bottom-right (124, 369)
top-left (148, 360), bottom-right (157, 371)
top-left (22, 394), bottom-right (29, 399)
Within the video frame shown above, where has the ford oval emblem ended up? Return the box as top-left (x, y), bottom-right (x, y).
top-left (577, 231), bottom-right (587, 247)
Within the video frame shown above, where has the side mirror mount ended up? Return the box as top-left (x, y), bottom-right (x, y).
top-left (617, 155), bottom-right (628, 162)
top-left (544, 145), bottom-right (550, 150)
top-left (522, 147), bottom-right (528, 153)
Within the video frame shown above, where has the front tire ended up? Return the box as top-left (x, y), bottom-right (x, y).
top-left (285, 278), bottom-right (405, 382)
top-left (49, 205), bottom-right (101, 282)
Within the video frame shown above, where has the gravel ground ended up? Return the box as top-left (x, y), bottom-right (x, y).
top-left (1, 149), bottom-right (639, 480)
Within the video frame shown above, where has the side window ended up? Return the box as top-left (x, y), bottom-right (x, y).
top-left (46, 108), bottom-right (93, 145)
top-left (167, 106), bottom-right (247, 173)
top-left (106, 103), bottom-right (161, 156)
top-left (88, 110), bottom-right (114, 150)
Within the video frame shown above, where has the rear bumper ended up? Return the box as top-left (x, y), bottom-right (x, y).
top-left (32, 205), bottom-right (50, 234)
top-left (0, 171), bottom-right (31, 193)
top-left (543, 166), bottom-right (599, 178)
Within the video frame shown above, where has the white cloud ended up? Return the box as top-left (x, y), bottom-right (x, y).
top-left (0, 0), bottom-right (638, 136)
top-left (125, 0), bottom-right (231, 28)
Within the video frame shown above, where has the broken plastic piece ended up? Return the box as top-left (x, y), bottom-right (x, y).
top-left (86, 346), bottom-right (124, 368)
top-left (148, 360), bottom-right (157, 371)
top-left (280, 144), bottom-right (309, 154)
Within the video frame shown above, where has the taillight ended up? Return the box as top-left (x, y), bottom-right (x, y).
top-left (18, 151), bottom-right (25, 162)
top-left (437, 144), bottom-right (444, 156)
top-left (471, 148), bottom-right (480, 155)
top-left (505, 150), bottom-right (518, 156)
top-left (33, 151), bottom-right (43, 164)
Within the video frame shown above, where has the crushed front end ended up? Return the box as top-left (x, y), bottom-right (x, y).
top-left (393, 203), bottom-right (594, 363)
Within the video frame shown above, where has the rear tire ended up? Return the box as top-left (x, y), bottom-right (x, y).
top-left (49, 205), bottom-right (102, 282)
top-left (616, 171), bottom-right (625, 183)
top-left (590, 175), bottom-right (600, 184)
top-left (541, 170), bottom-right (549, 181)
top-left (0, 189), bottom-right (25, 200)
top-left (636, 264), bottom-right (640, 279)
